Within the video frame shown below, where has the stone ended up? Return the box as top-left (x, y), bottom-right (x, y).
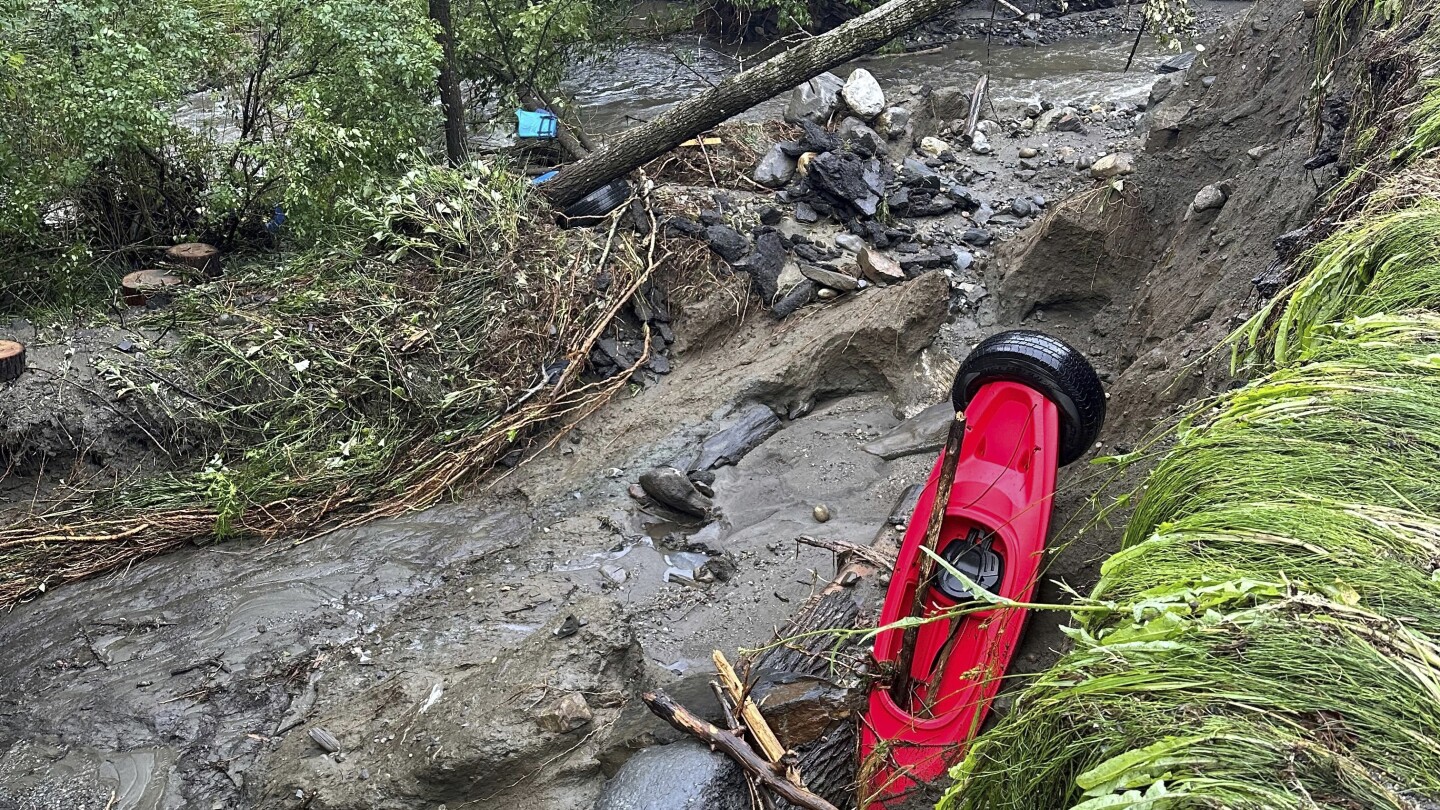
top-left (1089, 152), bottom-right (1135, 180)
top-left (961, 228), bottom-right (994, 247)
top-left (835, 233), bottom-right (865, 253)
top-left (739, 230), bottom-right (787, 302)
top-left (838, 117), bottom-right (886, 156)
top-left (877, 106), bottom-right (911, 139)
top-left (758, 206), bottom-right (784, 226)
top-left (794, 202), bottom-right (820, 224)
top-left (858, 247), bottom-right (905, 283)
top-left (954, 250), bottom-right (974, 271)
top-left (1011, 197), bottom-right (1037, 217)
top-left (1156, 51), bottom-right (1198, 74)
top-left (801, 264), bottom-right (861, 292)
top-left (969, 132), bottom-right (993, 155)
top-left (600, 564), bottom-right (628, 584)
top-left (1018, 158), bottom-right (1041, 171)
top-left (753, 144), bottom-right (797, 188)
top-left (813, 504), bottom-right (832, 522)
top-left (918, 136), bottom-right (951, 158)
top-left (807, 152), bottom-right (885, 217)
top-left (815, 287), bottom-right (839, 300)
top-left (841, 68), bottom-right (885, 119)
top-left (1191, 183), bottom-right (1227, 212)
top-left (1053, 113), bottom-right (1086, 133)
top-left (797, 120), bottom-right (839, 154)
top-left (863, 401), bottom-right (952, 460)
top-left (536, 692), bottom-right (592, 734)
top-left (639, 467), bottom-right (713, 517)
top-left (770, 279), bottom-right (817, 319)
top-left (1148, 76), bottom-right (1175, 107)
top-left (784, 73), bottom-right (844, 124)
top-left (704, 225), bottom-right (748, 263)
top-left (1018, 146), bottom-right (1039, 159)
top-left (1201, 75), bottom-right (1217, 88)
top-left (1247, 144), bottom-right (1275, 162)
top-left (595, 741), bottom-right (749, 810)
top-left (694, 403), bottom-right (782, 469)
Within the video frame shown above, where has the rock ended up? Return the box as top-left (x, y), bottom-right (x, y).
top-left (858, 248), bottom-right (905, 283)
top-left (835, 233), bottom-right (865, 253)
top-left (807, 152), bottom-right (885, 217)
top-left (600, 564), bottom-right (628, 584)
top-left (877, 106), bottom-right (911, 139)
top-left (694, 403), bottom-right (782, 469)
top-left (839, 117), bottom-right (886, 156)
top-left (536, 692), bottom-right (592, 734)
top-left (969, 132), bottom-right (993, 155)
top-left (1191, 183), bottom-right (1227, 212)
top-left (758, 206), bottom-right (784, 226)
top-left (770, 278), bottom-right (817, 319)
top-left (798, 121), bottom-right (840, 154)
top-left (863, 401), bottom-right (952, 460)
top-left (813, 504), bottom-right (832, 523)
top-left (816, 287), bottom-right (839, 300)
top-left (918, 136), bottom-right (950, 158)
top-left (1247, 144), bottom-right (1276, 161)
top-left (308, 727), bottom-right (342, 754)
top-left (1018, 146), bottom-right (1039, 159)
top-left (794, 201), bottom-right (820, 224)
top-left (595, 741), bottom-right (749, 810)
top-left (801, 264), bottom-right (861, 292)
top-left (785, 73), bottom-right (845, 124)
top-left (1089, 153), bottom-right (1135, 180)
top-left (961, 228), bottom-right (994, 247)
top-left (1148, 76), bottom-right (1175, 107)
top-left (1018, 158), bottom-right (1041, 171)
top-left (1156, 51), bottom-right (1198, 74)
top-left (841, 68), bottom-right (885, 119)
top-left (753, 144), bottom-right (797, 188)
top-left (740, 230), bottom-right (788, 302)
top-left (1011, 197), bottom-right (1037, 218)
top-left (704, 225), bottom-right (748, 263)
top-left (899, 250), bottom-right (956, 274)
top-left (1033, 107), bottom-right (1066, 132)
top-left (954, 250), bottom-right (974, 271)
top-left (1053, 113), bottom-right (1086, 133)
top-left (1201, 75), bottom-right (1217, 88)
top-left (639, 467), bottom-right (713, 517)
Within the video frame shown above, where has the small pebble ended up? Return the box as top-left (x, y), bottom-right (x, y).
top-left (813, 504), bottom-right (832, 522)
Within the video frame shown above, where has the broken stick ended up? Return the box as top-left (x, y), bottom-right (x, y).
top-left (712, 649), bottom-right (801, 786)
top-left (641, 689), bottom-right (841, 810)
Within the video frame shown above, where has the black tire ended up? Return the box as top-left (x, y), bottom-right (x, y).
top-left (559, 179), bottom-right (631, 227)
top-left (951, 330), bottom-right (1106, 466)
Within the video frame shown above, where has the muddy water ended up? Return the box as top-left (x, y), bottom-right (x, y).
top-left (562, 19), bottom-right (1212, 134)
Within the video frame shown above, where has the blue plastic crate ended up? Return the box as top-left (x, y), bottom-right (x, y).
top-left (516, 109), bottom-right (558, 139)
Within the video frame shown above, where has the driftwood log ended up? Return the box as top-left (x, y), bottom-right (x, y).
top-left (538, 0), bottom-right (975, 207)
top-left (641, 689), bottom-right (841, 810)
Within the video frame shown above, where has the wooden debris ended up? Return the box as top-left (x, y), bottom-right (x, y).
top-left (641, 689), bottom-right (841, 810)
top-left (0, 340), bottom-right (26, 382)
top-left (164, 242), bottom-right (223, 278)
top-left (713, 649), bottom-right (799, 785)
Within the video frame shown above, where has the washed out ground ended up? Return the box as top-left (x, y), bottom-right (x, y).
top-left (0, 0), bottom-right (1337, 807)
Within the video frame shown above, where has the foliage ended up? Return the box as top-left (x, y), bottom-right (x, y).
top-left (455, 0), bottom-right (619, 104)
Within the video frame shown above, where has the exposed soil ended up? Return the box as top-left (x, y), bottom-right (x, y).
top-left (0, 0), bottom-right (1336, 807)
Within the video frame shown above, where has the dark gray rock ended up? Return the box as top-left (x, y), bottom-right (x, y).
top-left (771, 279), bottom-right (818, 319)
top-left (1156, 51), bottom-right (1198, 74)
top-left (798, 120), bottom-right (840, 154)
top-left (808, 152), bottom-right (885, 217)
top-left (1011, 197), bottom-right (1037, 218)
top-left (704, 225), bottom-right (748, 263)
top-left (961, 228), bottom-right (994, 247)
top-left (758, 206), bottom-right (783, 226)
top-left (693, 403), bottom-right (782, 470)
top-left (838, 116), bottom-right (886, 156)
top-left (835, 233), bottom-right (865, 253)
top-left (753, 144), bottom-right (798, 188)
top-left (595, 741), bottom-right (749, 810)
top-left (640, 467), bottom-right (714, 517)
top-left (784, 73), bottom-right (845, 124)
top-left (863, 401), bottom-right (953, 460)
top-left (794, 202), bottom-right (820, 224)
top-left (739, 231), bottom-right (787, 302)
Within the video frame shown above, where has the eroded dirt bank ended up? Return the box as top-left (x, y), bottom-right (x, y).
top-left (0, 0), bottom-right (1337, 807)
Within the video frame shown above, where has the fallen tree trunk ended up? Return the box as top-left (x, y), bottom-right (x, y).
top-left (538, 0), bottom-right (972, 207)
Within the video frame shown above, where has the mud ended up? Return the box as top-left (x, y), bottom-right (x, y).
top-left (0, 1), bottom-right (1335, 807)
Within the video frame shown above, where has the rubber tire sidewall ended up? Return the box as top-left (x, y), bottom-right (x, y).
top-left (951, 330), bottom-right (1106, 466)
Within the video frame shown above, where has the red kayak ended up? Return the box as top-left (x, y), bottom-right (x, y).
top-left (861, 330), bottom-right (1105, 806)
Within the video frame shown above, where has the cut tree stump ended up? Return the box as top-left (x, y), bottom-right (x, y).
top-left (0, 340), bottom-right (26, 382)
top-left (164, 243), bottom-right (223, 278)
top-left (121, 269), bottom-right (184, 307)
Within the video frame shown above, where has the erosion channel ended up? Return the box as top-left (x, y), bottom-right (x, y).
top-left (0, 0), bottom-right (1334, 807)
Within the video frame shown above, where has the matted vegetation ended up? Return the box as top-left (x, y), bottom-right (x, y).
top-left (941, 0), bottom-right (1440, 806)
top-left (0, 161), bottom-right (710, 605)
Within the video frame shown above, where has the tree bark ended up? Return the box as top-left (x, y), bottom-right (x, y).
top-left (430, 0), bottom-right (467, 167)
top-left (538, 0), bottom-right (972, 207)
